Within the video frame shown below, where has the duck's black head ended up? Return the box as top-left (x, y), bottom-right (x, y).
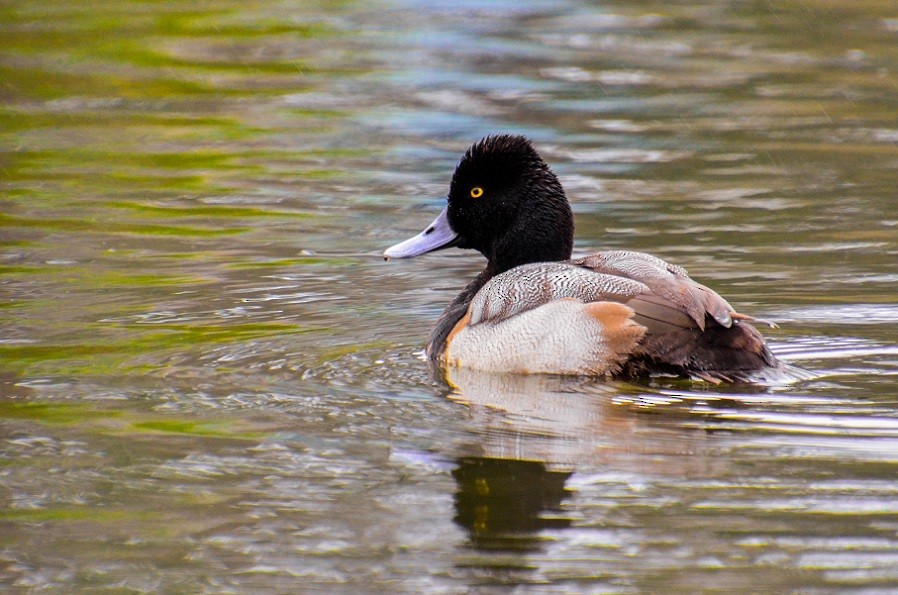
top-left (384, 135), bottom-right (574, 275)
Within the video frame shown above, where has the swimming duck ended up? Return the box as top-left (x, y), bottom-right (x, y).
top-left (384, 135), bottom-right (777, 381)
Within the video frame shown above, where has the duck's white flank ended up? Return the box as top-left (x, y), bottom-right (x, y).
top-left (443, 298), bottom-right (645, 375)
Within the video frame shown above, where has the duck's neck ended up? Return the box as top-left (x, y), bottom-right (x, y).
top-left (486, 223), bottom-right (574, 276)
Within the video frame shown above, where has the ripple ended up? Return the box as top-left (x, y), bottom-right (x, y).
top-left (711, 411), bottom-right (898, 437)
top-left (549, 146), bottom-right (692, 164)
top-left (297, 346), bottom-right (435, 396)
top-left (774, 304), bottom-right (898, 325)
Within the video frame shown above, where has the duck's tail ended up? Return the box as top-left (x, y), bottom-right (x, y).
top-left (618, 316), bottom-right (778, 382)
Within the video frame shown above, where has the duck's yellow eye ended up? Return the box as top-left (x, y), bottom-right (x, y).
top-left (470, 186), bottom-right (484, 199)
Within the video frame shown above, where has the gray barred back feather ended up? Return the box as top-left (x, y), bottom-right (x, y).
top-left (467, 262), bottom-right (649, 326)
top-left (576, 250), bottom-right (734, 329)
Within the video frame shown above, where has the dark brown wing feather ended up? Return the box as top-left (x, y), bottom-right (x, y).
top-left (577, 250), bottom-right (776, 379)
top-left (627, 294), bottom-right (696, 332)
top-left (621, 296), bottom-right (776, 381)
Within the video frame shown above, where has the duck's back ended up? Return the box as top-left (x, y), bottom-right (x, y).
top-left (428, 250), bottom-right (776, 380)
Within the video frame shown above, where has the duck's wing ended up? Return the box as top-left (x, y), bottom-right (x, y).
top-left (463, 254), bottom-right (733, 332)
top-left (576, 251), bottom-right (777, 378)
top-left (576, 251), bottom-right (734, 331)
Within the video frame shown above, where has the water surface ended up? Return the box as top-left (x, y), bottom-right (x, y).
top-left (2, 0), bottom-right (898, 592)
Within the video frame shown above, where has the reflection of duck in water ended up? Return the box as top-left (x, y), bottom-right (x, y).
top-left (453, 456), bottom-right (572, 552)
top-left (446, 371), bottom-right (728, 553)
top-left (445, 367), bottom-right (726, 475)
top-left (447, 368), bottom-right (725, 551)
top-left (385, 135), bottom-right (777, 381)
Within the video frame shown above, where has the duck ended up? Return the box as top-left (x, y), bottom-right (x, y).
top-left (384, 135), bottom-right (778, 381)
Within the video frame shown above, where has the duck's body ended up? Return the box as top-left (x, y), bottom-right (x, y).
top-left (385, 135), bottom-right (777, 381)
top-left (428, 254), bottom-right (775, 380)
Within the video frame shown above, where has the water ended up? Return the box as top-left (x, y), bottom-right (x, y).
top-left (2, 0), bottom-right (897, 591)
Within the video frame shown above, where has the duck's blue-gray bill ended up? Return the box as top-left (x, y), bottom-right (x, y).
top-left (383, 207), bottom-right (459, 259)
